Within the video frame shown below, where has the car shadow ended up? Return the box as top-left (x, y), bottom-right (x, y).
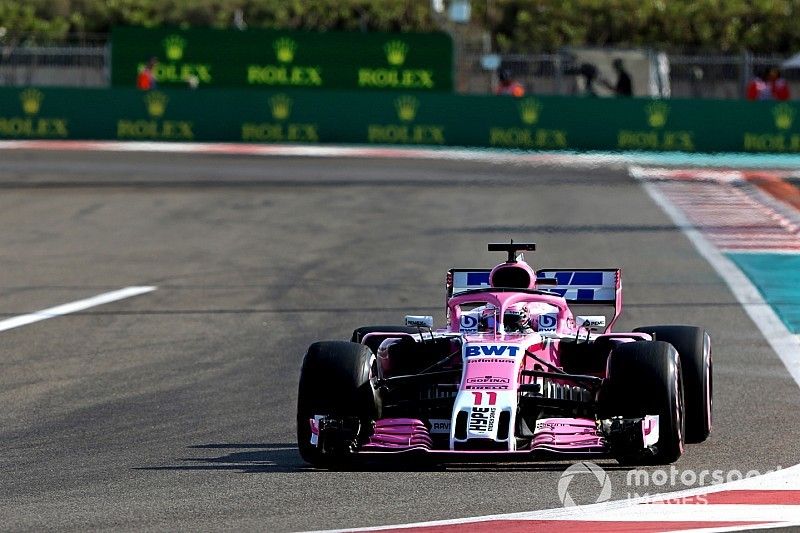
top-left (135, 443), bottom-right (634, 474)
top-left (135, 443), bottom-right (311, 474)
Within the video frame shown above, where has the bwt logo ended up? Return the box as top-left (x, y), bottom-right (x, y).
top-left (465, 345), bottom-right (520, 357)
top-left (538, 313), bottom-right (557, 331)
top-left (460, 314), bottom-right (479, 331)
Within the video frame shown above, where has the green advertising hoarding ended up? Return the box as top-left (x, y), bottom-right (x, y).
top-left (111, 27), bottom-right (454, 92)
top-left (0, 86), bottom-right (797, 154)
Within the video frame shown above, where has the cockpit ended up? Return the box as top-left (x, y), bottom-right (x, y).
top-left (451, 292), bottom-right (565, 335)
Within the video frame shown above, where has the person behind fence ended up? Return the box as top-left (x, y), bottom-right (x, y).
top-left (578, 62), bottom-right (599, 96)
top-left (746, 66), bottom-right (772, 100)
top-left (495, 68), bottom-right (525, 97)
top-left (602, 58), bottom-right (633, 96)
top-left (767, 66), bottom-right (790, 101)
top-left (136, 57), bottom-right (158, 91)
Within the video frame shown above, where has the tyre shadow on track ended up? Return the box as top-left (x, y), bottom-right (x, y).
top-left (135, 443), bottom-right (632, 474)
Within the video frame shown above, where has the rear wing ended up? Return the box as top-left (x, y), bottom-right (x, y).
top-left (535, 269), bottom-right (620, 305)
top-left (446, 268), bottom-right (622, 330)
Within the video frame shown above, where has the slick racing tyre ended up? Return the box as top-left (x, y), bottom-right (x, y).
top-left (601, 340), bottom-right (685, 465)
top-left (350, 326), bottom-right (422, 354)
top-left (296, 341), bottom-right (379, 467)
top-left (634, 325), bottom-right (712, 443)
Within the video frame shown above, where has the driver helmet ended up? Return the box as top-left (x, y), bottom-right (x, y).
top-left (475, 303), bottom-right (532, 333)
top-left (503, 302), bottom-right (532, 333)
top-left (477, 304), bottom-right (499, 332)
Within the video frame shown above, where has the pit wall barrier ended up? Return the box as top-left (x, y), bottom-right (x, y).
top-left (1, 87), bottom-right (798, 153)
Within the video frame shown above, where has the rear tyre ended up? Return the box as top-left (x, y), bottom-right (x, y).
top-left (296, 341), bottom-right (379, 467)
top-left (600, 340), bottom-right (685, 465)
top-left (350, 325), bottom-right (422, 354)
top-left (634, 325), bottom-right (712, 443)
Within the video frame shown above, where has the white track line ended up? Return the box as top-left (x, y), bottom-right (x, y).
top-left (639, 179), bottom-right (800, 387)
top-left (0, 140), bottom-right (633, 167)
top-left (0, 286), bottom-right (157, 332)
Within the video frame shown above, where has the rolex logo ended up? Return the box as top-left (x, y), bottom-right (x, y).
top-left (646, 101), bottom-right (669, 128)
top-left (144, 91), bottom-right (168, 118)
top-left (394, 95), bottom-right (418, 122)
top-left (519, 98), bottom-right (542, 125)
top-left (274, 38), bottom-right (297, 63)
top-left (773, 103), bottom-right (795, 130)
top-left (269, 94), bottom-right (292, 120)
top-left (20, 88), bottom-right (43, 115)
top-left (163, 35), bottom-right (186, 61)
top-left (384, 40), bottom-right (409, 66)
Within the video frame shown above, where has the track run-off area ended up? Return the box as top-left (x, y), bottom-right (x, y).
top-left (1, 142), bottom-right (800, 532)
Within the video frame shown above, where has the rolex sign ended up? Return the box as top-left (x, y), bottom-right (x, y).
top-left (112, 27), bottom-right (453, 92)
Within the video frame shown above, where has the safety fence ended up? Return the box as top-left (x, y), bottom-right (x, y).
top-left (0, 86), bottom-right (797, 153)
top-left (2, 30), bottom-right (798, 100)
top-left (0, 45), bottom-right (107, 88)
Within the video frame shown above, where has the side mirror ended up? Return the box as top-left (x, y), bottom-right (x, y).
top-left (405, 315), bottom-right (433, 328)
top-left (576, 315), bottom-right (606, 330)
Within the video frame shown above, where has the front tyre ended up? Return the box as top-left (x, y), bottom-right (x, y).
top-left (601, 340), bottom-right (685, 465)
top-left (634, 325), bottom-right (712, 443)
top-left (296, 341), bottom-right (379, 467)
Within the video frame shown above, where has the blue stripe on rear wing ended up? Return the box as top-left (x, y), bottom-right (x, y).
top-left (536, 269), bottom-right (620, 305)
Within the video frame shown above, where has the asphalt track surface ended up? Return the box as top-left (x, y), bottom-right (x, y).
top-left (2, 150), bottom-right (800, 532)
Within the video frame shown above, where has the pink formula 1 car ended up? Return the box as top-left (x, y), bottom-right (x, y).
top-left (297, 242), bottom-right (712, 467)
